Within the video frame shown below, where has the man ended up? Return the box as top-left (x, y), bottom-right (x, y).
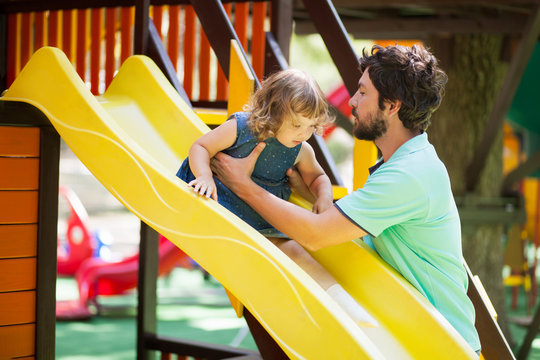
top-left (211, 45), bottom-right (481, 355)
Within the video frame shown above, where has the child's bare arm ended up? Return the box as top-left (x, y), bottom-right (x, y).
top-left (188, 118), bottom-right (237, 200)
top-left (286, 167), bottom-right (317, 203)
top-left (294, 142), bottom-right (333, 213)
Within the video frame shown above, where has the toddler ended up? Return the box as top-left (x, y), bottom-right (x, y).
top-left (177, 69), bottom-right (377, 326)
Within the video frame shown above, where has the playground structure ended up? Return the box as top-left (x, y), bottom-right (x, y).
top-left (3, 43), bottom-right (481, 359)
top-left (1, 0), bottom-right (539, 359)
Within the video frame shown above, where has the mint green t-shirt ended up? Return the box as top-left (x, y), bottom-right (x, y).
top-left (335, 133), bottom-right (481, 353)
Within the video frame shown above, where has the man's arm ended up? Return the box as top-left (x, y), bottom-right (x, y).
top-left (211, 143), bottom-right (366, 251)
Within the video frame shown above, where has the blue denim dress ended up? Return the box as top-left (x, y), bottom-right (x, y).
top-left (177, 112), bottom-right (301, 237)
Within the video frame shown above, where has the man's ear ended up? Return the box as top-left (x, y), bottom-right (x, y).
top-left (388, 100), bottom-right (402, 116)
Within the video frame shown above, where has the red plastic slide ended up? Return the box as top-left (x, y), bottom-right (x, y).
top-left (323, 84), bottom-right (352, 138)
top-left (57, 186), bottom-right (96, 276)
top-left (76, 235), bottom-right (189, 306)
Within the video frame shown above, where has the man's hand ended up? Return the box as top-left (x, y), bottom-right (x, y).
top-left (211, 142), bottom-right (266, 193)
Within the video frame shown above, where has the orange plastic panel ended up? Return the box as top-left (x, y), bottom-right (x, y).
top-left (62, 10), bottom-right (74, 59)
top-left (20, 12), bottom-right (31, 68)
top-left (0, 324), bottom-right (35, 359)
top-left (0, 258), bottom-right (36, 292)
top-left (199, 29), bottom-right (211, 101)
top-left (48, 10), bottom-right (59, 48)
top-left (105, 7), bottom-right (116, 87)
top-left (0, 291), bottom-right (36, 326)
top-left (167, 5), bottom-right (180, 70)
top-left (183, 5), bottom-right (196, 98)
top-left (216, 4), bottom-right (231, 101)
top-left (251, 2), bottom-right (267, 80)
top-left (0, 158), bottom-right (39, 190)
top-left (6, 14), bottom-right (19, 86)
top-left (152, 6), bottom-right (163, 38)
top-left (234, 2), bottom-right (248, 50)
top-left (0, 191), bottom-right (38, 224)
top-left (0, 127), bottom-right (40, 157)
top-left (0, 224), bottom-right (38, 259)
top-left (90, 8), bottom-right (102, 94)
top-left (34, 12), bottom-right (45, 50)
top-left (76, 9), bottom-right (88, 80)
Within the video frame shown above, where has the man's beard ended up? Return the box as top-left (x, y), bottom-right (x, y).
top-left (352, 107), bottom-right (388, 141)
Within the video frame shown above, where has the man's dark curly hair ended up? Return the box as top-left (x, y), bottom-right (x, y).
top-left (359, 44), bottom-right (448, 132)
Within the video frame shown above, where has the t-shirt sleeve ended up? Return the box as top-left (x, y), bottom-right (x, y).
top-left (335, 167), bottom-right (427, 237)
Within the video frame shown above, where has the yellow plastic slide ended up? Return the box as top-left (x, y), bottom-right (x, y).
top-left (2, 47), bottom-right (477, 359)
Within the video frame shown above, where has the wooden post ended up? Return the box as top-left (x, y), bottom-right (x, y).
top-left (300, 0), bottom-right (360, 96)
top-left (134, 0), bottom-right (149, 55)
top-left (465, 264), bottom-right (515, 360)
top-left (270, 0), bottom-right (293, 62)
top-left (0, 12), bottom-right (7, 90)
top-left (36, 125), bottom-right (60, 360)
top-left (146, 18), bottom-right (191, 106)
top-left (137, 222), bottom-right (159, 360)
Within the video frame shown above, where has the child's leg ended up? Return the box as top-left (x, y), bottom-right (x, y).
top-left (268, 237), bottom-right (378, 327)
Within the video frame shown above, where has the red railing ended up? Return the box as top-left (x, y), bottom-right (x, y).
top-left (6, 2), bottom-right (269, 101)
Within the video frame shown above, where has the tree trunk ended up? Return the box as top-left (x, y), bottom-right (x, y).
top-left (427, 34), bottom-right (512, 344)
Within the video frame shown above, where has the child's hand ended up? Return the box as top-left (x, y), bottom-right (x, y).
top-left (188, 175), bottom-right (218, 201)
top-left (312, 196), bottom-right (333, 214)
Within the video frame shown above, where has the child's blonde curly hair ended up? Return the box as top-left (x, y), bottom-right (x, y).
top-left (245, 69), bottom-right (334, 141)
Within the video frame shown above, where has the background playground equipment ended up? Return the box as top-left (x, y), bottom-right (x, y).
top-left (56, 184), bottom-right (202, 318)
top-left (75, 235), bottom-right (192, 312)
top-left (57, 185), bottom-right (97, 276)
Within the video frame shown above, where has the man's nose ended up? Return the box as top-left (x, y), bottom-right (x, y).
top-left (349, 91), bottom-right (358, 108)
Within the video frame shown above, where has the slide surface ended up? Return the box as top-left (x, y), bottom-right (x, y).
top-left (2, 47), bottom-right (477, 359)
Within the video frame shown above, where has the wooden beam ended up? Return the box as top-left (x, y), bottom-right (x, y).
top-left (517, 301), bottom-right (540, 359)
top-left (0, 0), bottom-right (534, 13)
top-left (0, 0), bottom-right (269, 13)
top-left (134, 0), bottom-right (149, 55)
top-left (189, 0), bottom-right (259, 88)
top-left (300, 0), bottom-right (361, 97)
top-left (144, 333), bottom-right (261, 358)
top-left (0, 13), bottom-right (6, 90)
top-left (137, 222), bottom-right (159, 360)
top-left (36, 124), bottom-right (60, 360)
top-left (466, 3), bottom-right (540, 192)
top-left (242, 309), bottom-right (289, 359)
top-left (146, 18), bottom-right (191, 106)
top-left (309, 134), bottom-right (344, 186)
top-left (295, 15), bottom-right (530, 38)
top-left (270, 0), bottom-right (293, 62)
top-left (465, 263), bottom-right (515, 360)
top-left (502, 149), bottom-right (540, 192)
top-left (325, 0), bottom-right (540, 7)
top-left (264, 32), bottom-right (288, 76)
